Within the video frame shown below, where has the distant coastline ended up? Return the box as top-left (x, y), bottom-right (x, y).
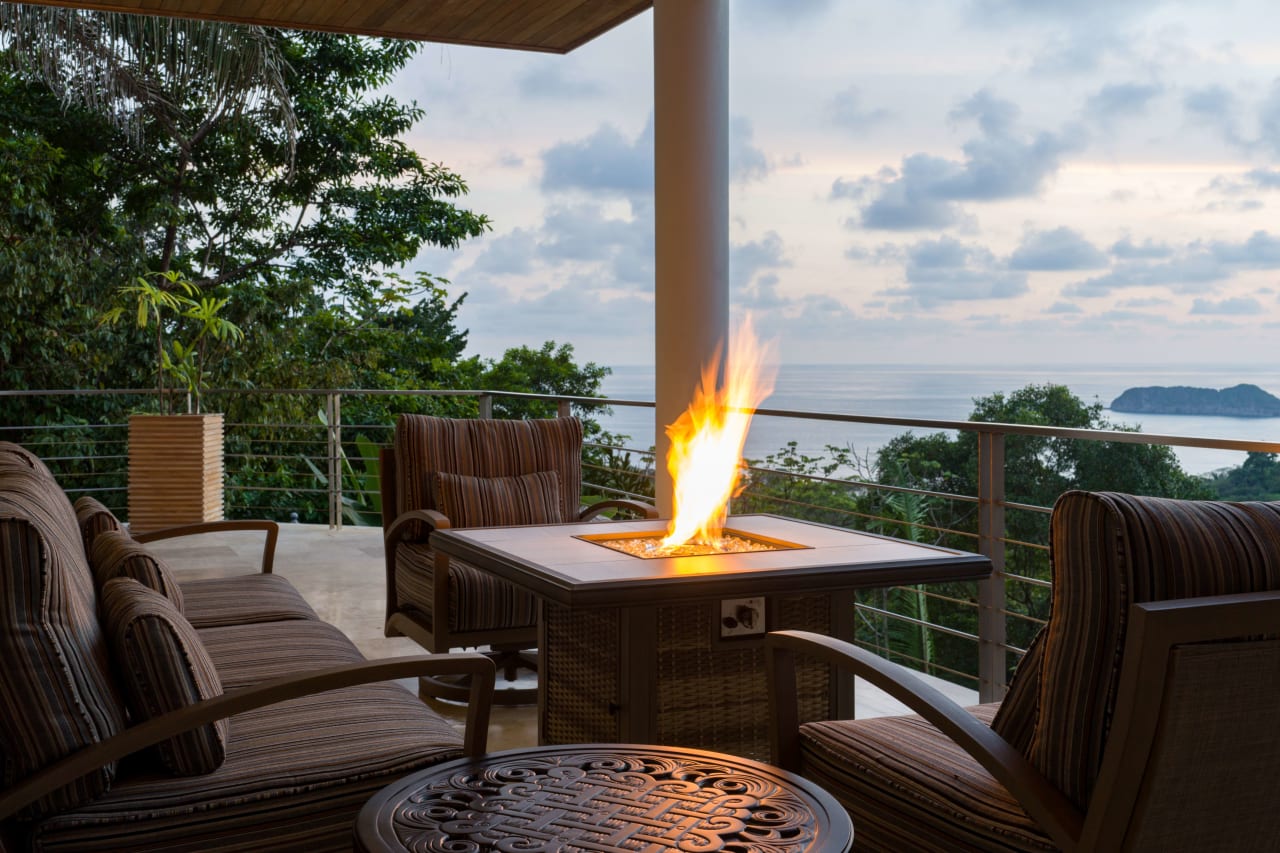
top-left (1110, 384), bottom-right (1280, 418)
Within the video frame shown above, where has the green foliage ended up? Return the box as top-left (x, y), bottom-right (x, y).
top-left (1207, 452), bottom-right (1280, 500)
top-left (100, 270), bottom-right (243, 413)
top-left (478, 342), bottom-right (612, 427)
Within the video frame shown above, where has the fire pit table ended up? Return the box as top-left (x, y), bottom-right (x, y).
top-left (431, 513), bottom-right (991, 759)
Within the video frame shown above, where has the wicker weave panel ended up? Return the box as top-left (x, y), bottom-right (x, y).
top-left (541, 594), bottom-right (834, 760)
top-left (655, 595), bottom-right (831, 760)
top-left (541, 602), bottom-right (621, 745)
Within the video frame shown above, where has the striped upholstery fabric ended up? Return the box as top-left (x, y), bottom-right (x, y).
top-left (433, 469), bottom-right (564, 527)
top-left (1028, 490), bottom-right (1280, 810)
top-left (395, 541), bottom-right (538, 633)
top-left (801, 705), bottom-right (1055, 852)
top-left (197, 619), bottom-right (367, 690)
top-left (101, 577), bottom-right (228, 776)
top-left (393, 414), bottom-right (583, 539)
top-left (72, 496), bottom-right (124, 555)
top-left (0, 460), bottom-right (126, 818)
top-left (798, 491), bottom-right (1280, 850)
top-left (0, 440), bottom-right (56, 477)
top-left (180, 574), bottom-right (319, 628)
top-left (28, 681), bottom-right (463, 852)
top-left (90, 529), bottom-right (185, 612)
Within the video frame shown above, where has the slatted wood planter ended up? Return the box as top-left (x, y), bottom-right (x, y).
top-left (127, 413), bottom-right (224, 533)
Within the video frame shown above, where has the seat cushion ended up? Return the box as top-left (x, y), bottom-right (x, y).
top-left (394, 541), bottom-right (537, 636)
top-left (27, 682), bottom-right (464, 853)
top-left (198, 619), bottom-right (367, 690)
top-left (433, 469), bottom-right (563, 527)
top-left (90, 530), bottom-right (185, 611)
top-left (101, 578), bottom-right (227, 776)
top-left (0, 460), bottom-right (125, 818)
top-left (180, 574), bottom-right (319, 629)
top-left (800, 704), bottom-right (1056, 853)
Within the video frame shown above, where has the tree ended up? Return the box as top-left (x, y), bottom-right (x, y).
top-left (1207, 452), bottom-right (1280, 500)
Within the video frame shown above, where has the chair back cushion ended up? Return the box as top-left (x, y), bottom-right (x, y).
top-left (0, 457), bottom-right (126, 818)
top-left (73, 495), bottom-right (125, 556)
top-left (433, 470), bottom-right (563, 528)
top-left (1028, 491), bottom-right (1280, 809)
top-left (393, 415), bottom-right (583, 537)
top-left (101, 577), bottom-right (228, 776)
top-left (90, 528), bottom-right (186, 612)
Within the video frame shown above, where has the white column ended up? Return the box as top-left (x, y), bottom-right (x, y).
top-left (653, 0), bottom-right (729, 516)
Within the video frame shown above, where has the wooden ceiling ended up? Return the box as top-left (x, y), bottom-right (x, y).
top-left (14, 0), bottom-right (654, 53)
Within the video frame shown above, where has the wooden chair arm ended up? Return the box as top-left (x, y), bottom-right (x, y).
top-left (0, 653), bottom-right (495, 821)
top-left (384, 508), bottom-right (451, 544)
top-left (578, 499), bottom-right (659, 521)
top-left (765, 629), bottom-right (1083, 851)
top-left (133, 520), bottom-right (280, 574)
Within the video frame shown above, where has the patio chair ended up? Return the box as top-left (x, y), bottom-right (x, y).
top-left (767, 490), bottom-right (1280, 852)
top-left (381, 414), bottom-right (656, 703)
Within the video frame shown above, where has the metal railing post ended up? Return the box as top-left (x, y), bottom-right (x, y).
top-left (558, 399), bottom-right (572, 418)
top-left (327, 392), bottom-right (342, 530)
top-left (478, 394), bottom-right (493, 419)
top-left (976, 429), bottom-right (1007, 703)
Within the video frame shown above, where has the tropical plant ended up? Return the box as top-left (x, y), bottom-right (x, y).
top-left (100, 270), bottom-right (242, 413)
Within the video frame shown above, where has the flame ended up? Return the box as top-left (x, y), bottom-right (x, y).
top-left (661, 316), bottom-right (778, 549)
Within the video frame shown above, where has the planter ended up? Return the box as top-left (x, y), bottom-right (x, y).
top-left (127, 413), bottom-right (224, 533)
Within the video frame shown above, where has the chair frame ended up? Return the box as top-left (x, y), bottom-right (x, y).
top-left (766, 588), bottom-right (1280, 852)
top-left (380, 443), bottom-right (656, 698)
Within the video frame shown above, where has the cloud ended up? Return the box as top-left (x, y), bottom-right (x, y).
top-left (1110, 236), bottom-right (1174, 259)
top-left (826, 86), bottom-right (892, 132)
top-left (730, 116), bottom-right (772, 184)
top-left (541, 121), bottom-right (653, 196)
top-left (1182, 84), bottom-right (1244, 146)
top-left (731, 231), bottom-right (791, 308)
top-left (1067, 230), bottom-right (1280, 296)
top-left (1045, 301), bottom-right (1083, 314)
top-left (1009, 227), bottom-right (1108, 270)
top-left (517, 62), bottom-right (604, 99)
top-left (737, 0), bottom-right (834, 25)
top-left (1083, 82), bottom-right (1163, 125)
top-left (838, 90), bottom-right (1083, 231)
top-left (882, 236), bottom-right (1029, 308)
top-left (1190, 296), bottom-right (1264, 315)
top-left (540, 114), bottom-right (770, 197)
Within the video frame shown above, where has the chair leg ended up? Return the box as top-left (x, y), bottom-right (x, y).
top-left (420, 645), bottom-right (538, 706)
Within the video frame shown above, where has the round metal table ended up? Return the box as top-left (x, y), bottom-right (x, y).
top-left (355, 743), bottom-right (853, 852)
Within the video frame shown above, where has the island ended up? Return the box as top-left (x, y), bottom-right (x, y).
top-left (1110, 384), bottom-right (1280, 417)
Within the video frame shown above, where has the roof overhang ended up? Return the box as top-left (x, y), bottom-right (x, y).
top-left (10, 0), bottom-right (654, 53)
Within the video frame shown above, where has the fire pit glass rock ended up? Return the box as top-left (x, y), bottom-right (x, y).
top-left (575, 528), bottom-right (810, 559)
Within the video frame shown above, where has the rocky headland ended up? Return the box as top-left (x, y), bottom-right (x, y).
top-left (1110, 383), bottom-right (1280, 417)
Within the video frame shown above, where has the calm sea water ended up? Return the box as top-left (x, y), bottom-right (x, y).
top-left (595, 364), bottom-right (1280, 476)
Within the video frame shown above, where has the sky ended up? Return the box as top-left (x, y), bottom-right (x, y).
top-left (384, 0), bottom-right (1280, 368)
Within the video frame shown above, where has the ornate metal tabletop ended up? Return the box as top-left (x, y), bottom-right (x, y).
top-left (355, 744), bottom-right (853, 853)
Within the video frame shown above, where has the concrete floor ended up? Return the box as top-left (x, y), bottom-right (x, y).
top-left (150, 522), bottom-right (978, 752)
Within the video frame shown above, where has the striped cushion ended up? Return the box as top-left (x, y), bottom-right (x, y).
top-left (395, 542), bottom-right (537, 634)
top-left (197, 619), bottom-right (367, 690)
top-left (101, 578), bottom-right (227, 776)
top-left (800, 704), bottom-right (1055, 852)
top-left (1029, 491), bottom-right (1280, 810)
top-left (433, 469), bottom-right (563, 528)
top-left (989, 626), bottom-right (1045, 754)
top-left (73, 496), bottom-right (124, 556)
top-left (180, 574), bottom-right (319, 629)
top-left (0, 462), bottom-right (125, 818)
top-left (90, 529), bottom-right (185, 612)
top-left (28, 682), bottom-right (463, 853)
top-left (393, 415), bottom-right (583, 538)
top-left (0, 440), bottom-right (57, 479)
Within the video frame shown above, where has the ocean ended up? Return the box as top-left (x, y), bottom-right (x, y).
top-left (595, 364), bottom-right (1280, 477)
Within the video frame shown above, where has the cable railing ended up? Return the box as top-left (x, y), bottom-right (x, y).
top-left (3, 385), bottom-right (1278, 704)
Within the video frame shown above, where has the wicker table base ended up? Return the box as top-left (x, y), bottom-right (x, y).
top-left (354, 744), bottom-right (853, 853)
